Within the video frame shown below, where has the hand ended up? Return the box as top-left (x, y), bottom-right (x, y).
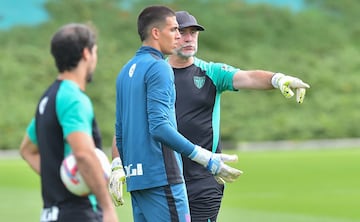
top-left (214, 175), bottom-right (226, 184)
top-left (271, 73), bottom-right (310, 103)
top-left (208, 153), bottom-right (243, 183)
top-left (189, 146), bottom-right (243, 183)
top-left (108, 157), bottom-right (126, 207)
top-left (102, 207), bottom-right (119, 222)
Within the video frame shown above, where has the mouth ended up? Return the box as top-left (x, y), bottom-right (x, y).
top-left (182, 45), bottom-right (193, 50)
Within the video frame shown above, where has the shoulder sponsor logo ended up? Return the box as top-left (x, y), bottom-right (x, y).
top-left (221, 64), bottom-right (232, 72)
top-left (129, 63), bottom-right (136, 78)
top-left (39, 96), bottom-right (48, 115)
top-left (193, 76), bottom-right (205, 89)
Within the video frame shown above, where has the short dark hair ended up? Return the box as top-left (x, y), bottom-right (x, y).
top-left (50, 23), bottom-right (97, 73)
top-left (137, 5), bottom-right (176, 42)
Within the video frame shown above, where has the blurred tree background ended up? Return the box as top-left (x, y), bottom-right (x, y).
top-left (1, 0), bottom-right (359, 150)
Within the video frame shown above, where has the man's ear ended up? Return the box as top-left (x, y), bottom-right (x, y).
top-left (82, 47), bottom-right (91, 60)
top-left (151, 27), bottom-right (160, 40)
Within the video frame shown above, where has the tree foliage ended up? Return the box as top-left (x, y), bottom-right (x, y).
top-left (1, 0), bottom-right (359, 149)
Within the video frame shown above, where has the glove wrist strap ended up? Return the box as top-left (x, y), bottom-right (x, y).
top-left (271, 73), bottom-right (285, 88)
top-left (206, 154), bottom-right (219, 175)
top-left (189, 145), bottom-right (212, 167)
top-left (111, 157), bottom-right (123, 171)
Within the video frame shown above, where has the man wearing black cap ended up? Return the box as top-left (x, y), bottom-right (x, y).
top-left (168, 11), bottom-right (310, 221)
top-left (109, 6), bottom-right (243, 222)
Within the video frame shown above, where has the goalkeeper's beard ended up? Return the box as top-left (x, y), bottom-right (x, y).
top-left (175, 44), bottom-right (197, 59)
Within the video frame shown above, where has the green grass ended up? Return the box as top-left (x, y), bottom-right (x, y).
top-left (1, 148), bottom-right (359, 222)
top-left (218, 148), bottom-right (360, 222)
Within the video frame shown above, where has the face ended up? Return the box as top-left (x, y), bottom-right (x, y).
top-left (158, 16), bottom-right (181, 55)
top-left (86, 45), bottom-right (98, 83)
top-left (174, 27), bottom-right (199, 58)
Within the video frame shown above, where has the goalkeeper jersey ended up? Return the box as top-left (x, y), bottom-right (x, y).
top-left (115, 46), bottom-right (196, 192)
top-left (27, 80), bottom-right (101, 209)
top-left (173, 57), bottom-right (239, 181)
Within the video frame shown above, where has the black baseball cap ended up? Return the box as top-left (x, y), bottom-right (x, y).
top-left (175, 11), bottom-right (205, 31)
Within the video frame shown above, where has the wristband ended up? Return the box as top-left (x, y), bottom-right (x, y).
top-left (111, 157), bottom-right (123, 171)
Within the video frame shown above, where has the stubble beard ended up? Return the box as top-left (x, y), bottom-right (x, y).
top-left (86, 70), bottom-right (94, 83)
top-left (175, 45), bottom-right (197, 59)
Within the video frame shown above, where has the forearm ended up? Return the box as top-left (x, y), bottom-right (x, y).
top-left (67, 132), bottom-right (113, 210)
top-left (151, 123), bottom-right (195, 156)
top-left (19, 134), bottom-right (40, 174)
top-left (233, 70), bottom-right (274, 90)
top-left (76, 151), bottom-right (113, 210)
top-left (111, 135), bottom-right (120, 159)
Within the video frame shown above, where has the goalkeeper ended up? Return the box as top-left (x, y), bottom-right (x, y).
top-left (109, 6), bottom-right (242, 222)
top-left (168, 11), bottom-right (310, 222)
top-left (109, 9), bottom-right (310, 222)
top-left (163, 11), bottom-right (310, 222)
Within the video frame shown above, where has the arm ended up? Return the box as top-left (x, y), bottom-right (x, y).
top-left (19, 134), bottom-right (40, 174)
top-left (147, 62), bottom-right (242, 183)
top-left (232, 70), bottom-right (274, 90)
top-left (146, 62), bottom-right (196, 156)
top-left (111, 136), bottom-right (119, 159)
top-left (66, 132), bottom-right (117, 221)
top-left (233, 70), bottom-right (310, 103)
top-left (151, 123), bottom-right (195, 156)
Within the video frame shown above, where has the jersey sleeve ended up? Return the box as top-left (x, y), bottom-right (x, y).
top-left (209, 62), bottom-right (239, 92)
top-left (196, 58), bottom-right (239, 92)
top-left (146, 61), bottom-right (195, 156)
top-left (26, 118), bottom-right (37, 145)
top-left (56, 86), bottom-right (93, 139)
top-left (115, 112), bottom-right (123, 154)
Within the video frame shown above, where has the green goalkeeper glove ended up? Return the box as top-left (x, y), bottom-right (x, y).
top-left (271, 73), bottom-right (310, 104)
top-left (108, 157), bottom-right (126, 206)
top-left (189, 145), bottom-right (243, 183)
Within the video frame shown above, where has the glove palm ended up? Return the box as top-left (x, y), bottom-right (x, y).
top-left (272, 73), bottom-right (310, 103)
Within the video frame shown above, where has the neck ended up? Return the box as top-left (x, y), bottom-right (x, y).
top-left (143, 40), bottom-right (162, 53)
top-left (57, 69), bottom-right (86, 91)
top-left (168, 55), bottom-right (194, 69)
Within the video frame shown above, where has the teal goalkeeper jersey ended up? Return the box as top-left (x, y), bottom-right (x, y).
top-left (174, 57), bottom-right (239, 181)
top-left (27, 80), bottom-right (99, 208)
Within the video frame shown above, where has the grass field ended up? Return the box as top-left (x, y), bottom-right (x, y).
top-left (1, 148), bottom-right (359, 222)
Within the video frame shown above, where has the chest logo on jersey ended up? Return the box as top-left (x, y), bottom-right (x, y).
top-left (193, 76), bottom-right (205, 89)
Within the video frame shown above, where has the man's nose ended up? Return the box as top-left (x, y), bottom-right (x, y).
top-left (182, 32), bottom-right (193, 41)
